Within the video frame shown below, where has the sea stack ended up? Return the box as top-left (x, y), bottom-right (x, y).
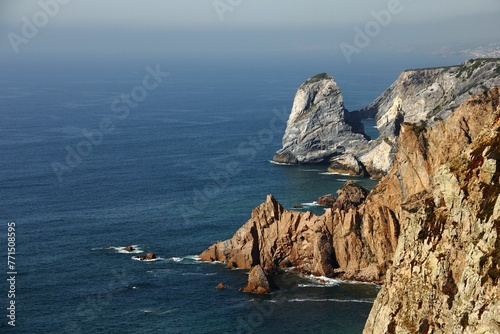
top-left (273, 73), bottom-right (368, 164)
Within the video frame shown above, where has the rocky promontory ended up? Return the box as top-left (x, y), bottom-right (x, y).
top-left (274, 59), bottom-right (500, 178)
top-left (200, 181), bottom-right (398, 283)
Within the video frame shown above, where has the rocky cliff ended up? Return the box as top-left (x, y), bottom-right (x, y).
top-left (201, 87), bottom-right (500, 332)
top-left (363, 87), bottom-right (500, 333)
top-left (273, 59), bottom-right (500, 178)
top-left (273, 73), bottom-right (368, 164)
top-left (353, 58), bottom-right (500, 177)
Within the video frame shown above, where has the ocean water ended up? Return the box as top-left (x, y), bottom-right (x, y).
top-left (0, 57), bottom-right (405, 333)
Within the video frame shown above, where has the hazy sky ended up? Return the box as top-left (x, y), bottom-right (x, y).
top-left (1, 0), bottom-right (499, 61)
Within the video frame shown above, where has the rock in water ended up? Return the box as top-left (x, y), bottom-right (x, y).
top-left (240, 265), bottom-right (278, 294)
top-left (216, 283), bottom-right (229, 289)
top-left (134, 253), bottom-right (156, 260)
top-left (200, 191), bottom-right (392, 282)
top-left (273, 73), bottom-right (368, 164)
top-left (124, 245), bottom-right (134, 252)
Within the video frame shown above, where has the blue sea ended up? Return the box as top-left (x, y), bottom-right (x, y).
top-left (0, 55), bottom-right (465, 333)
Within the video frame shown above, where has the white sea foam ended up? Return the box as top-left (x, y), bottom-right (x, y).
top-left (300, 275), bottom-right (342, 287)
top-left (181, 272), bottom-right (217, 276)
top-left (301, 274), bottom-right (380, 287)
top-left (289, 298), bottom-right (374, 304)
top-left (319, 172), bottom-right (352, 177)
top-left (98, 245), bottom-right (144, 254)
top-left (131, 256), bottom-right (163, 262)
top-left (269, 160), bottom-right (295, 166)
top-left (301, 201), bottom-right (321, 207)
top-left (140, 308), bottom-right (177, 315)
top-left (168, 255), bottom-right (201, 263)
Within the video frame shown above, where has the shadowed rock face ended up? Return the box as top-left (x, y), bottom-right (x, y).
top-left (273, 73), bottom-right (368, 164)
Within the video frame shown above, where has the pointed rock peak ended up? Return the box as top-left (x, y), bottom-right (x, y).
top-left (240, 264), bottom-right (279, 294)
top-left (264, 194), bottom-right (284, 215)
top-left (266, 194), bottom-right (277, 204)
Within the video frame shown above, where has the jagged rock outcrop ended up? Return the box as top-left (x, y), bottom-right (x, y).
top-left (199, 180), bottom-right (398, 282)
top-left (364, 87), bottom-right (500, 333)
top-left (331, 180), bottom-right (369, 211)
top-left (273, 73), bottom-right (368, 164)
top-left (240, 264), bottom-right (278, 294)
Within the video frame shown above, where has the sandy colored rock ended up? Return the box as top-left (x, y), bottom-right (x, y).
top-left (240, 265), bottom-right (278, 294)
top-left (328, 154), bottom-right (367, 176)
top-left (364, 88), bottom-right (500, 334)
top-left (200, 179), bottom-right (395, 282)
top-left (216, 283), bottom-right (229, 289)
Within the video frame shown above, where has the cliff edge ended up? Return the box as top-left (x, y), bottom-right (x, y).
top-left (363, 87), bottom-right (500, 333)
